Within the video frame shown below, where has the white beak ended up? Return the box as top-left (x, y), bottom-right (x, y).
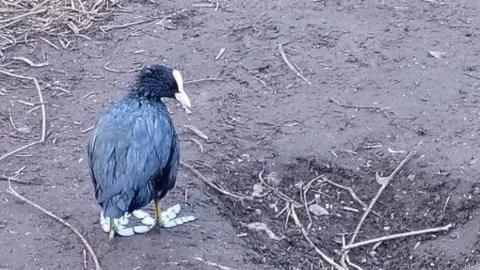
top-left (173, 69), bottom-right (191, 109)
top-left (175, 91), bottom-right (191, 109)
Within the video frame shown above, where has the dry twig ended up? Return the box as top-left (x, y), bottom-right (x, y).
top-left (300, 180), bottom-right (315, 229)
top-left (189, 138), bottom-right (205, 152)
top-left (183, 124), bottom-right (208, 141)
top-left (39, 37), bottom-right (59, 50)
top-left (345, 255), bottom-right (364, 270)
top-left (0, 70), bottom-right (46, 161)
top-left (293, 208), bottom-right (346, 270)
top-left (343, 223), bottom-right (452, 250)
top-left (193, 257), bottom-right (238, 270)
top-left (12, 56), bottom-right (49, 67)
top-left (185, 77), bottom-right (223, 84)
top-left (278, 44), bottom-right (311, 85)
top-left (258, 171), bottom-right (301, 206)
top-left (181, 161), bottom-right (250, 200)
top-left (328, 97), bottom-right (393, 118)
top-left (0, 174), bottom-right (37, 185)
top-left (6, 181), bottom-right (101, 270)
top-left (320, 176), bottom-right (367, 208)
top-left (421, 0), bottom-right (441, 4)
top-left (103, 62), bottom-right (145, 73)
top-left (215, 47), bottom-right (226, 61)
top-left (464, 72), bottom-right (480, 81)
top-left (83, 249), bottom-right (88, 270)
top-left (81, 125), bottom-right (95, 134)
top-left (100, 17), bottom-right (158, 32)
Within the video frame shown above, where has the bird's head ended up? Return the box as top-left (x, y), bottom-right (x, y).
top-left (131, 64), bottom-right (191, 109)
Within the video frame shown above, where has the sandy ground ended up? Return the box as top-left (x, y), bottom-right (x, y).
top-left (1, 0), bottom-right (480, 269)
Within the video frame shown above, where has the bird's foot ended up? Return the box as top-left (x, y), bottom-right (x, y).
top-left (99, 204), bottom-right (196, 237)
top-left (159, 204), bottom-right (196, 228)
top-left (100, 212), bottom-right (136, 237)
top-left (100, 211), bottom-right (151, 238)
top-left (134, 203), bottom-right (196, 228)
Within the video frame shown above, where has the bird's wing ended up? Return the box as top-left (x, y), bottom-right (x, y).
top-left (166, 135), bottom-right (180, 190)
top-left (155, 132), bottom-right (180, 199)
top-left (88, 101), bottom-right (175, 213)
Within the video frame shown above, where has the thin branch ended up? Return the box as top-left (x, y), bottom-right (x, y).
top-left (278, 44), bottom-right (311, 85)
top-left (81, 125), bottom-right (95, 134)
top-left (83, 249), bottom-right (88, 269)
top-left (100, 18), bottom-right (158, 32)
top-left (103, 62), bottom-right (145, 73)
top-left (0, 70), bottom-right (46, 161)
top-left (293, 208), bottom-right (346, 270)
top-left (12, 56), bottom-right (49, 67)
top-left (343, 223), bottom-right (452, 250)
top-left (258, 171), bottom-right (302, 206)
top-left (300, 181), bottom-right (314, 229)
top-left (328, 97), bottom-right (393, 118)
top-left (421, 0), bottom-right (441, 4)
top-left (346, 255), bottom-right (364, 270)
top-left (181, 161), bottom-right (251, 200)
top-left (188, 138), bottom-right (205, 152)
top-left (39, 37), bottom-right (59, 50)
top-left (193, 257), bottom-right (238, 270)
top-left (0, 174), bottom-right (38, 185)
top-left (185, 77), bottom-right (223, 84)
top-left (7, 182), bottom-right (101, 270)
top-left (183, 124), bottom-right (208, 141)
top-left (321, 176), bottom-right (367, 208)
top-left (464, 72), bottom-right (480, 81)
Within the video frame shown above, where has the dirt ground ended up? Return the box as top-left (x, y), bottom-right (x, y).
top-left (1, 0), bottom-right (480, 269)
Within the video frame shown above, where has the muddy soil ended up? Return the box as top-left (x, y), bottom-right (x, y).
top-left (1, 0), bottom-right (480, 270)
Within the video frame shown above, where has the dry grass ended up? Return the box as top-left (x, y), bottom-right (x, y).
top-left (0, 0), bottom-right (120, 55)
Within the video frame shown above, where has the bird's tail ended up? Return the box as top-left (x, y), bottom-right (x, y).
top-left (102, 199), bottom-right (126, 219)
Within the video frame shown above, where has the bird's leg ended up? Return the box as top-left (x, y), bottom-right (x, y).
top-left (154, 198), bottom-right (163, 226)
top-left (109, 219), bottom-right (116, 240)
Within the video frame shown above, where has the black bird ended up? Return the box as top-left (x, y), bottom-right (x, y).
top-left (87, 65), bottom-right (191, 239)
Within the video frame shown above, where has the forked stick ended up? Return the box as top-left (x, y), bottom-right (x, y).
top-left (348, 141), bottom-right (423, 245)
top-left (341, 141), bottom-right (423, 267)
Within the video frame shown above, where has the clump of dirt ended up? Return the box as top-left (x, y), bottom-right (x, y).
top-left (210, 155), bottom-right (480, 270)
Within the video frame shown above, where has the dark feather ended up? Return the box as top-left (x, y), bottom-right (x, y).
top-left (88, 97), bottom-right (179, 218)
